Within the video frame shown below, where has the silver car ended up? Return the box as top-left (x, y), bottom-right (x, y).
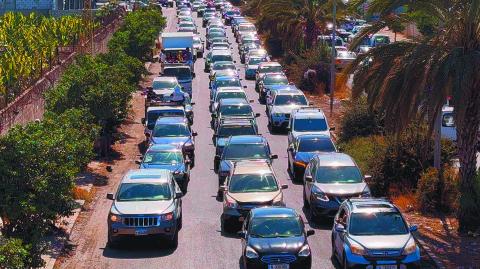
top-left (106, 169), bottom-right (183, 248)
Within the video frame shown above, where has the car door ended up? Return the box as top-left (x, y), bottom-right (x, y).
top-left (173, 179), bottom-right (182, 219)
top-left (287, 116), bottom-right (294, 145)
top-left (304, 159), bottom-right (317, 201)
top-left (333, 207), bottom-right (348, 259)
top-left (287, 138), bottom-right (297, 169)
top-left (241, 213), bottom-right (251, 253)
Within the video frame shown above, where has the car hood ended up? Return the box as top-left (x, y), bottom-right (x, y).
top-left (271, 105), bottom-right (303, 114)
top-left (249, 236), bottom-right (305, 254)
top-left (315, 182), bottom-right (367, 196)
top-left (228, 191), bottom-right (280, 203)
top-left (349, 234), bottom-right (411, 250)
top-left (294, 152), bottom-right (317, 163)
top-left (112, 200), bottom-right (174, 215)
top-left (151, 136), bottom-right (190, 145)
top-left (291, 130), bottom-right (331, 139)
top-left (140, 163), bottom-right (184, 172)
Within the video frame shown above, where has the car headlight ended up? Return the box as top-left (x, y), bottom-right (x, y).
top-left (311, 185), bottom-right (329, 202)
top-left (245, 246), bottom-right (259, 259)
top-left (349, 240), bottom-right (366, 256)
top-left (161, 212), bottom-right (174, 221)
top-left (298, 244), bottom-right (311, 257)
top-left (109, 214), bottom-right (122, 222)
top-left (402, 237), bottom-right (417, 255)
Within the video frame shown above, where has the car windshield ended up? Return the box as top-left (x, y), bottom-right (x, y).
top-left (264, 76), bottom-right (288, 85)
top-left (248, 58), bottom-right (265, 65)
top-left (294, 118), bottom-right (328, 131)
top-left (213, 63), bottom-right (235, 70)
top-left (163, 68), bottom-right (192, 80)
top-left (152, 80), bottom-right (177, 89)
top-left (298, 138), bottom-right (336, 152)
top-left (349, 212), bottom-right (408, 236)
top-left (250, 217), bottom-right (303, 238)
top-left (229, 173), bottom-right (278, 193)
top-left (274, 95), bottom-right (308, 106)
top-left (216, 79), bottom-right (241, 88)
top-left (209, 32), bottom-right (225, 38)
top-left (315, 166), bottom-right (363, 183)
top-left (224, 144), bottom-right (268, 160)
top-left (212, 55), bottom-right (233, 62)
top-left (239, 25), bottom-right (256, 32)
top-left (260, 65), bottom-right (283, 74)
top-left (147, 111), bottom-right (185, 129)
top-left (153, 124), bottom-right (190, 137)
top-left (179, 23), bottom-right (194, 28)
top-left (218, 125), bottom-right (256, 137)
top-left (216, 91), bottom-right (246, 101)
top-left (116, 183), bottom-right (171, 201)
top-left (220, 104), bottom-right (252, 116)
top-left (143, 151), bottom-right (183, 165)
top-left (212, 44), bottom-right (230, 50)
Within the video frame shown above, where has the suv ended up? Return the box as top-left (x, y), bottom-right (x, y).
top-left (214, 118), bottom-right (258, 156)
top-left (332, 198), bottom-right (421, 269)
top-left (106, 169), bottom-right (183, 248)
top-left (245, 56), bottom-right (267, 80)
top-left (211, 98), bottom-right (260, 130)
top-left (215, 135), bottom-right (277, 187)
top-left (139, 144), bottom-right (191, 192)
top-left (220, 161), bottom-right (287, 232)
top-left (209, 75), bottom-right (242, 100)
top-left (162, 66), bottom-right (195, 96)
top-left (255, 62), bottom-right (284, 91)
top-left (210, 87), bottom-right (247, 112)
top-left (257, 73), bottom-right (289, 103)
top-left (266, 88), bottom-right (309, 131)
top-left (287, 107), bottom-right (333, 145)
top-left (143, 106), bottom-right (186, 138)
top-left (150, 117), bottom-right (197, 166)
top-left (303, 153), bottom-right (371, 219)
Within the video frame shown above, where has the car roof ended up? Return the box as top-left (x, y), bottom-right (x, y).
top-left (347, 198), bottom-right (399, 214)
top-left (264, 73), bottom-right (286, 78)
top-left (239, 22), bottom-right (255, 27)
top-left (122, 169), bottom-right (172, 184)
top-left (213, 61), bottom-right (235, 66)
top-left (214, 70), bottom-right (238, 77)
top-left (228, 135), bottom-right (265, 144)
top-left (155, 116), bottom-right (188, 124)
top-left (147, 106), bottom-right (185, 113)
top-left (259, 61), bottom-right (281, 67)
top-left (292, 108), bottom-right (326, 119)
top-left (211, 49), bottom-right (231, 55)
top-left (153, 76), bottom-right (177, 82)
top-left (313, 152), bottom-right (356, 167)
top-left (146, 144), bottom-right (182, 152)
top-left (233, 160), bottom-right (272, 175)
top-left (251, 207), bottom-right (298, 218)
top-left (219, 98), bottom-right (249, 105)
top-left (216, 87), bottom-right (244, 92)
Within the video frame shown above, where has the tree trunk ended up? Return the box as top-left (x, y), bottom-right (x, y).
top-left (457, 88), bottom-right (480, 232)
top-left (304, 19), bottom-right (316, 50)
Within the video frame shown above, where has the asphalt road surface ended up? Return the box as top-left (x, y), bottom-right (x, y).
top-left (59, 7), bottom-right (344, 269)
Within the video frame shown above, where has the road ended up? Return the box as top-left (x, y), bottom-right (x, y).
top-left (59, 7), bottom-right (377, 269)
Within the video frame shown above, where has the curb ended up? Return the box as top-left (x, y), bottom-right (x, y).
top-left (414, 235), bottom-right (447, 269)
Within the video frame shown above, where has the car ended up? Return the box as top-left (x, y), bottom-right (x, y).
top-left (287, 107), bottom-right (333, 145)
top-left (214, 118), bottom-right (258, 156)
top-left (139, 144), bottom-right (191, 192)
top-left (239, 207), bottom-right (315, 269)
top-left (238, 36), bottom-right (261, 55)
top-left (370, 34), bottom-right (391, 47)
top-left (208, 36), bottom-right (230, 48)
top-left (206, 31), bottom-right (227, 49)
top-left (149, 117), bottom-right (197, 166)
top-left (143, 106), bottom-right (187, 138)
top-left (356, 45), bottom-right (372, 55)
top-left (209, 61), bottom-right (237, 81)
top-left (244, 56), bottom-right (268, 80)
top-left (255, 62), bottom-right (284, 90)
top-left (223, 9), bottom-right (240, 25)
top-left (193, 35), bottom-right (204, 57)
top-left (235, 22), bottom-right (256, 39)
top-left (162, 65), bottom-right (195, 96)
top-left (210, 42), bottom-right (231, 51)
top-left (266, 88), bottom-right (309, 131)
top-left (204, 50), bottom-right (234, 71)
top-left (318, 35), bottom-right (345, 47)
top-left (211, 98), bottom-right (259, 130)
top-left (257, 73), bottom-right (289, 103)
top-left (197, 5), bottom-right (206, 16)
top-left (202, 13), bottom-right (217, 27)
top-left (332, 198), bottom-right (421, 269)
top-left (209, 75), bottom-right (242, 100)
top-left (287, 134), bottom-right (337, 182)
top-left (106, 169), bottom-right (183, 248)
top-left (178, 24), bottom-right (197, 33)
top-left (210, 86), bottom-right (247, 112)
top-left (303, 153), bottom-right (371, 219)
top-left (220, 161), bottom-right (287, 232)
top-left (239, 43), bottom-right (261, 64)
top-left (215, 135), bottom-right (277, 184)
top-left (232, 16), bottom-right (248, 32)
top-left (335, 50), bottom-right (357, 70)
top-left (243, 48), bottom-right (269, 65)
top-left (146, 76), bottom-right (182, 107)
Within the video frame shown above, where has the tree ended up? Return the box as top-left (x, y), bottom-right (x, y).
top-left (346, 0), bottom-right (480, 232)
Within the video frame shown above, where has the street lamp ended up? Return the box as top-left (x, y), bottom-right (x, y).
top-left (330, 0), bottom-right (349, 117)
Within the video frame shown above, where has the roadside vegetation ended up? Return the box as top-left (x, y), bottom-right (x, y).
top-left (0, 6), bottom-right (165, 268)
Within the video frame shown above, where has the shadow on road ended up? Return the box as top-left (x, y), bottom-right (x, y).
top-left (301, 206), bottom-right (334, 230)
top-left (102, 238), bottom-right (176, 259)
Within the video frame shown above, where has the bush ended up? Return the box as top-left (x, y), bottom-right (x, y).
top-left (0, 237), bottom-right (30, 269)
top-left (339, 96), bottom-right (383, 142)
top-left (416, 168), bottom-right (441, 213)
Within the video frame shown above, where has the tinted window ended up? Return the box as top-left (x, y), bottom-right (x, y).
top-left (163, 68), bottom-right (192, 80)
top-left (220, 104), bottom-right (252, 116)
top-left (229, 173), bottom-right (278, 193)
top-left (250, 217), bottom-right (302, 238)
top-left (212, 55), bottom-right (233, 62)
top-left (213, 63), bottom-right (235, 70)
top-left (143, 151), bottom-right (183, 165)
top-left (248, 58), bottom-right (266, 65)
top-left (147, 110), bottom-right (185, 129)
top-left (216, 79), bottom-right (241, 88)
top-left (216, 91), bottom-right (246, 101)
top-left (349, 212), bottom-right (408, 235)
top-left (315, 166), bottom-right (363, 183)
top-left (239, 25), bottom-right (256, 32)
top-left (218, 125), bottom-right (256, 137)
top-left (298, 138), bottom-right (336, 152)
top-left (153, 124), bottom-right (190, 137)
top-left (223, 144), bottom-right (268, 159)
top-left (274, 95), bottom-right (308, 106)
top-left (117, 183), bottom-right (171, 201)
top-left (152, 80), bottom-right (177, 89)
top-left (294, 118), bottom-right (328, 132)
top-left (259, 65), bottom-right (283, 74)
top-left (264, 76), bottom-right (288, 85)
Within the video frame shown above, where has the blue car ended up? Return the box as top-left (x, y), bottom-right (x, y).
top-left (332, 198), bottom-right (421, 269)
top-left (287, 134), bottom-right (337, 182)
top-left (210, 76), bottom-right (242, 100)
top-left (139, 144), bottom-right (191, 192)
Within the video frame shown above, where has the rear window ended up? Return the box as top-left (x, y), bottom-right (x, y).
top-left (298, 138), bottom-right (336, 152)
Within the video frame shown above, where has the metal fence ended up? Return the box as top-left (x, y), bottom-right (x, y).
top-left (0, 17), bottom-right (122, 135)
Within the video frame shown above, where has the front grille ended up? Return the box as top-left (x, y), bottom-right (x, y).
top-left (366, 249), bottom-right (403, 260)
top-left (123, 216), bottom-right (159, 227)
top-left (261, 254), bottom-right (297, 264)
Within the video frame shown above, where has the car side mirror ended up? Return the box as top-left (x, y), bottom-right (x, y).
top-left (330, 126), bottom-right (336, 131)
top-left (192, 72), bottom-right (196, 78)
top-left (281, 184), bottom-right (288, 189)
top-left (306, 229), bottom-right (315, 237)
top-left (305, 175), bottom-right (313, 182)
top-left (364, 175), bottom-right (372, 181)
top-left (249, 99), bottom-right (254, 103)
top-left (335, 223), bottom-right (346, 233)
top-left (190, 102), bottom-right (196, 105)
top-left (255, 113), bottom-right (261, 118)
top-left (106, 193), bottom-right (114, 200)
top-left (286, 126), bottom-right (291, 131)
top-left (135, 160), bottom-right (141, 165)
top-left (175, 191), bottom-right (183, 199)
top-left (270, 154), bottom-right (278, 159)
top-left (409, 225), bottom-right (418, 232)
top-left (192, 132), bottom-right (198, 136)
top-left (185, 159), bottom-right (191, 164)
top-left (243, 85), bottom-right (248, 89)
top-left (214, 155), bottom-right (221, 160)
top-left (237, 230), bottom-right (246, 238)
top-left (141, 118), bottom-right (146, 124)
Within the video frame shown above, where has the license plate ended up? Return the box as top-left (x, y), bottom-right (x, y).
top-left (376, 265), bottom-right (397, 269)
top-left (268, 264), bottom-right (289, 269)
top-left (135, 228), bottom-right (148, 236)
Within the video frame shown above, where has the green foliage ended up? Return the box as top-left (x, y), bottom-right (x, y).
top-left (416, 167), bottom-right (441, 213)
top-left (340, 136), bottom-right (386, 175)
top-left (0, 237), bottom-right (30, 269)
top-left (339, 96), bottom-right (383, 142)
top-left (407, 10), bottom-right (438, 37)
top-left (98, 49), bottom-right (147, 85)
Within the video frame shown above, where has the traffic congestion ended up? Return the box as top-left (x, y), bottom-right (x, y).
top-left (103, 1), bottom-right (422, 269)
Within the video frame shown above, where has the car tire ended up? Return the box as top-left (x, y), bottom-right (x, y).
top-left (190, 155), bottom-right (195, 168)
top-left (221, 217), bottom-right (236, 234)
top-left (107, 230), bottom-right (119, 249)
top-left (342, 253), bottom-right (350, 269)
top-left (168, 230), bottom-right (179, 249)
top-left (303, 188), bottom-right (310, 209)
top-left (293, 168), bottom-right (303, 183)
top-left (178, 214), bottom-right (183, 230)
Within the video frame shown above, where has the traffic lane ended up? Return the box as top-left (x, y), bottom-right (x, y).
top-left (223, 20), bottom-right (337, 269)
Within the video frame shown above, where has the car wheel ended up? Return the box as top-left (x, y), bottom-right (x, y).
top-left (168, 230), bottom-right (179, 249)
top-left (293, 168), bottom-right (303, 183)
top-left (190, 155), bottom-right (195, 168)
top-left (303, 188), bottom-right (310, 209)
top-left (342, 253), bottom-right (350, 269)
top-left (107, 230), bottom-right (119, 248)
top-left (178, 214), bottom-right (183, 230)
top-left (221, 217), bottom-right (235, 234)
top-left (308, 205), bottom-right (316, 223)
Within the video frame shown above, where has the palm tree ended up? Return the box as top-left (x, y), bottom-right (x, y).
top-left (345, 0), bottom-right (480, 232)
